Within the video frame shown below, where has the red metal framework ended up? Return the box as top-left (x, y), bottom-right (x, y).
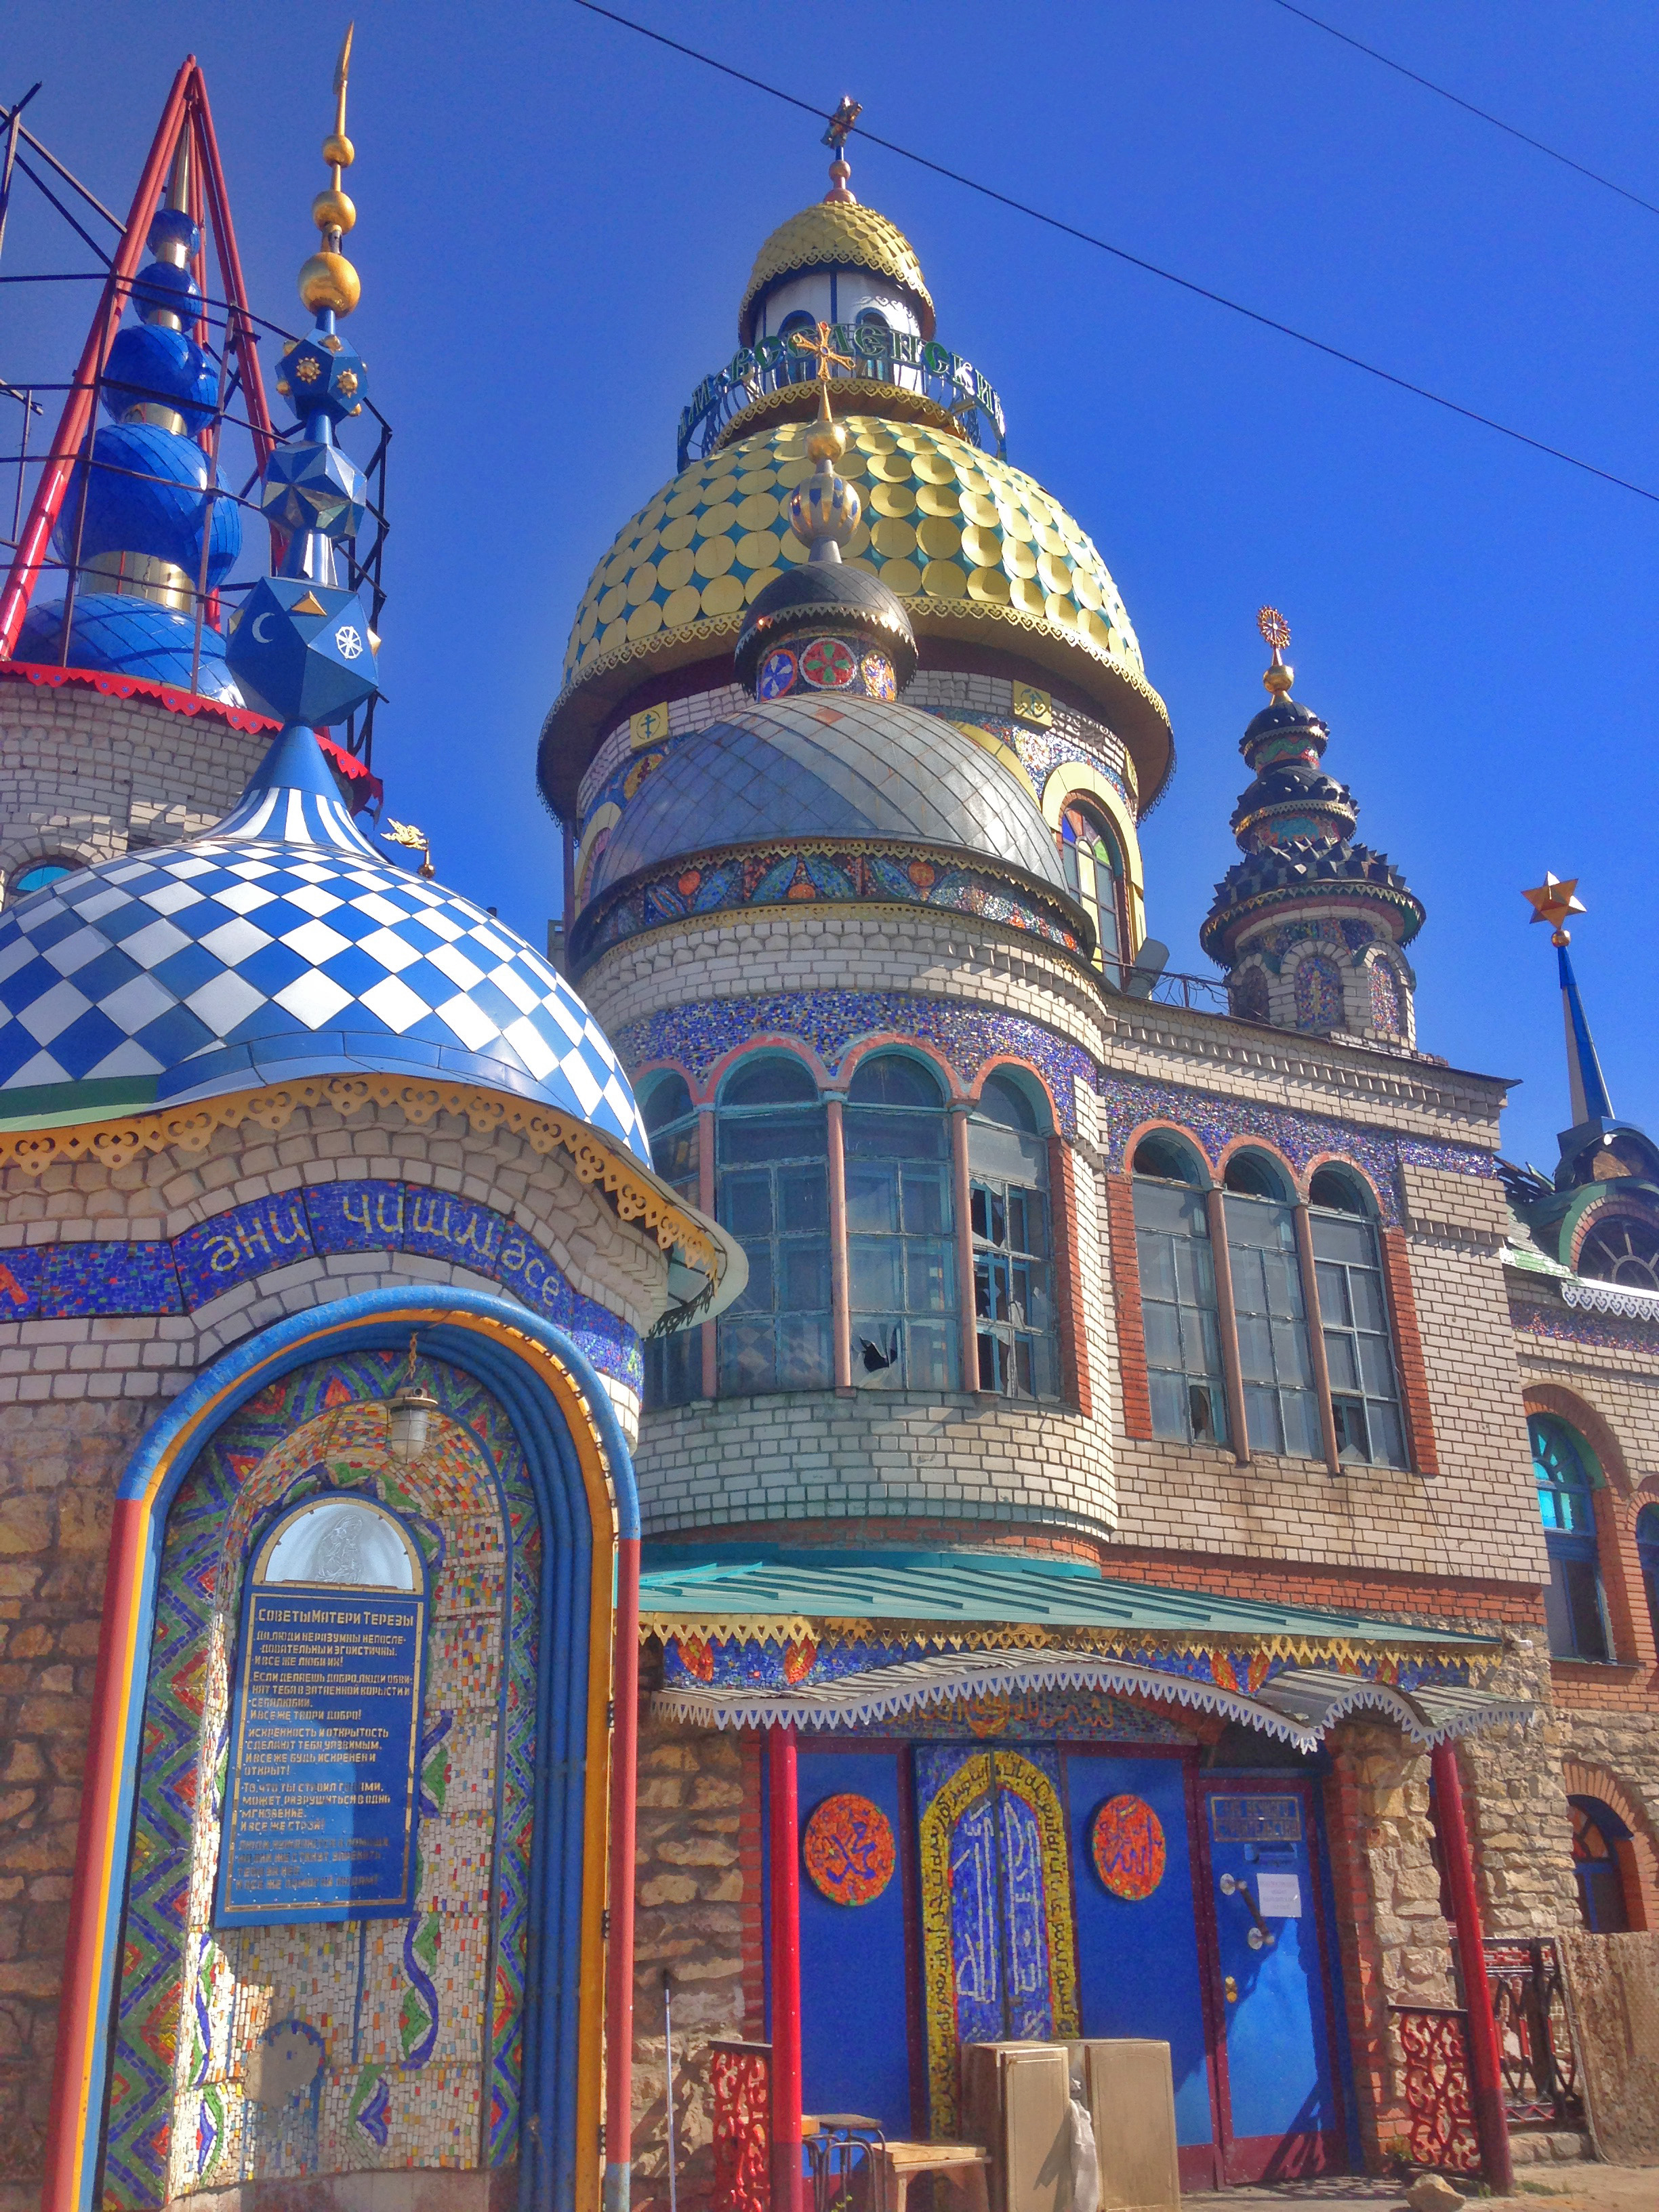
top-left (0, 57), bottom-right (276, 661)
top-left (711, 2039), bottom-right (773, 2212)
top-left (1389, 2006), bottom-right (1481, 2176)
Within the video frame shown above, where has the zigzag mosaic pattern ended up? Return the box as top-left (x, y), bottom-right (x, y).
top-left (103, 1352), bottom-right (539, 2208)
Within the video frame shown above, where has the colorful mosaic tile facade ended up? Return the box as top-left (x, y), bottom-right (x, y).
top-left (615, 993), bottom-right (1094, 1136)
top-left (573, 842), bottom-right (1084, 964)
top-left (104, 1351), bottom-right (541, 2208)
top-left (0, 1181), bottom-right (640, 1390)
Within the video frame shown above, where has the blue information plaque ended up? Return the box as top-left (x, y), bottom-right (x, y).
top-left (216, 1579), bottom-right (427, 1925)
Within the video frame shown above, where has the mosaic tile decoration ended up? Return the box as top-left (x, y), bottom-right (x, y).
top-left (1, 1179), bottom-right (641, 1391)
top-left (104, 1349), bottom-right (541, 2209)
top-left (615, 992), bottom-right (1095, 1137)
top-left (575, 840), bottom-right (1085, 965)
top-left (1510, 1296), bottom-right (1659, 1355)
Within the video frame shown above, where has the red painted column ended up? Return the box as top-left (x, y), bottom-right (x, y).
top-left (605, 1536), bottom-right (641, 2212)
top-left (767, 1723), bottom-right (804, 2212)
top-left (1430, 1740), bottom-right (1513, 2194)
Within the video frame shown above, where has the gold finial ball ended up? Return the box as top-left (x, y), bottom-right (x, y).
top-left (298, 251), bottom-right (361, 316)
top-left (1263, 661), bottom-right (1294, 699)
top-left (323, 132), bottom-right (355, 169)
top-left (804, 415), bottom-right (848, 464)
top-left (312, 188), bottom-right (356, 236)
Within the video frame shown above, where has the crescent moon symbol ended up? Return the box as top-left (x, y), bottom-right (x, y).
top-left (252, 612), bottom-right (276, 643)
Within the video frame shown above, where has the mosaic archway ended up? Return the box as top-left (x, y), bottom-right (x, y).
top-left (105, 1352), bottom-right (539, 2205)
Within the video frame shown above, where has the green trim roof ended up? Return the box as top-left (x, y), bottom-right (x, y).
top-left (638, 1547), bottom-right (1495, 1654)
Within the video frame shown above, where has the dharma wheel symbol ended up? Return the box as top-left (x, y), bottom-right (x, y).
top-left (335, 625), bottom-right (364, 659)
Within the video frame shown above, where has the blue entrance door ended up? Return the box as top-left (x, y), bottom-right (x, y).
top-left (1204, 1784), bottom-right (1342, 2181)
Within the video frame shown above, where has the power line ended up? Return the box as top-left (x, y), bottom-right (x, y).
top-left (569, 0), bottom-right (1659, 509)
top-left (1265, 0), bottom-right (1659, 221)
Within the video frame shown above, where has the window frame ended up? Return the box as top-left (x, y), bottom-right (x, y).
top-left (1057, 800), bottom-right (1130, 988)
top-left (968, 1073), bottom-right (1061, 1404)
top-left (714, 1056), bottom-right (833, 1399)
top-left (1308, 1175), bottom-right (1408, 1470)
top-left (843, 1052), bottom-right (960, 1393)
top-left (1637, 1502), bottom-right (1659, 1656)
top-left (1132, 1170), bottom-right (1229, 1447)
top-left (1531, 1414), bottom-right (1613, 1664)
top-left (640, 1073), bottom-right (702, 1410)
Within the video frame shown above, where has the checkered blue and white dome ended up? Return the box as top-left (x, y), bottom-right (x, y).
top-left (0, 723), bottom-right (651, 1162)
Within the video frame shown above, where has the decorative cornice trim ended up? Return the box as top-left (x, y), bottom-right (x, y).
top-left (0, 656), bottom-right (278, 736)
top-left (0, 1073), bottom-right (720, 1276)
top-left (1560, 1277), bottom-right (1659, 1321)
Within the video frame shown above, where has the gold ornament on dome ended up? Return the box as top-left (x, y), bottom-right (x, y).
top-left (1523, 872), bottom-right (1586, 947)
top-left (1257, 605), bottom-right (1294, 698)
top-left (739, 200), bottom-right (935, 343)
top-left (298, 23), bottom-right (361, 316)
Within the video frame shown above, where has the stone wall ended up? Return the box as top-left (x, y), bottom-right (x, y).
top-left (0, 674), bottom-right (268, 900)
top-left (628, 1717), bottom-right (758, 2212)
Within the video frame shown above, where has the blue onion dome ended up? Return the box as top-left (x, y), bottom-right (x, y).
top-left (0, 722), bottom-right (652, 1162)
top-left (102, 324), bottom-right (220, 434)
top-left (54, 422), bottom-right (241, 588)
top-left (584, 694), bottom-right (1070, 903)
top-left (12, 592), bottom-right (241, 703)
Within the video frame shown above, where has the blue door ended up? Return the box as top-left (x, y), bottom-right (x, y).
top-left (1204, 1784), bottom-right (1341, 2181)
top-left (797, 1748), bottom-right (914, 2134)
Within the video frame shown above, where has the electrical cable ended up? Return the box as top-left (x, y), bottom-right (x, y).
top-left (1265, 0), bottom-right (1659, 221)
top-left (569, 0), bottom-right (1659, 507)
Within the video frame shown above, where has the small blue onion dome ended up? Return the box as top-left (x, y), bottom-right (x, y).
top-left (131, 259), bottom-right (203, 329)
top-left (146, 205), bottom-right (199, 262)
top-left (13, 592), bottom-right (241, 703)
top-left (102, 324), bottom-right (219, 433)
top-left (0, 721), bottom-right (652, 1161)
top-left (54, 422), bottom-right (242, 586)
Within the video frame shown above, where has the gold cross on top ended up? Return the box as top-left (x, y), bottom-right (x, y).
top-left (789, 319), bottom-right (853, 381)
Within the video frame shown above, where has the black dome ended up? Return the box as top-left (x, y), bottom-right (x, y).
top-left (1242, 696), bottom-right (1327, 752)
top-left (735, 560), bottom-right (918, 691)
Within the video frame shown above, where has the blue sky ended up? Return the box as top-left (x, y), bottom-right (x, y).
top-left (5, 2), bottom-right (1656, 1168)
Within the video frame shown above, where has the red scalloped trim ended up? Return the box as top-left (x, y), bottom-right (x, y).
top-left (0, 656), bottom-right (280, 734)
top-left (0, 658), bottom-right (384, 807)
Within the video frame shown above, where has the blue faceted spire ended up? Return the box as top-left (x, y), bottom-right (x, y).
top-left (1556, 938), bottom-right (1614, 1131)
top-left (226, 28), bottom-right (380, 744)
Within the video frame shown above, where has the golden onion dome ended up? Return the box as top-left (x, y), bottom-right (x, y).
top-left (738, 201), bottom-right (936, 344)
top-left (539, 416), bottom-right (1172, 814)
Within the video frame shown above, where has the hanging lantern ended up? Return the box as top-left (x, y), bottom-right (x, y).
top-left (384, 1334), bottom-right (436, 1461)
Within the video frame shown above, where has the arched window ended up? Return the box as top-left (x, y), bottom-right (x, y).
top-left (1578, 1209), bottom-right (1659, 1292)
top-left (1232, 967), bottom-right (1269, 1023)
top-left (1132, 1138), bottom-right (1227, 1445)
top-left (641, 1073), bottom-right (700, 1410)
top-left (777, 308), bottom-right (818, 386)
top-left (1638, 1504), bottom-right (1659, 1654)
top-left (970, 1071), bottom-right (1057, 1399)
top-left (1368, 958), bottom-right (1403, 1038)
top-left (1569, 1796), bottom-right (1633, 1931)
top-left (1294, 954), bottom-right (1343, 1031)
top-left (844, 1053), bottom-right (958, 1390)
top-left (1532, 1414), bottom-right (1610, 1662)
top-left (1222, 1153), bottom-right (1321, 1458)
top-left (1309, 1169), bottom-right (1405, 1467)
top-left (6, 859), bottom-right (75, 904)
top-left (716, 1057), bottom-right (831, 1395)
top-left (1058, 804), bottom-right (1127, 986)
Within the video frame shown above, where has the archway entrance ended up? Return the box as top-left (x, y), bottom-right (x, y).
top-left (1570, 1795), bottom-right (1633, 1931)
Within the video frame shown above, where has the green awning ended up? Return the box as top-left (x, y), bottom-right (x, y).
top-left (638, 1546), bottom-right (1498, 1660)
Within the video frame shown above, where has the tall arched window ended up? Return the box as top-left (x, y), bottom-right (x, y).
top-left (716, 1057), bottom-right (831, 1395)
top-left (1132, 1137), bottom-right (1227, 1445)
top-left (641, 1073), bottom-right (700, 1410)
top-left (1058, 804), bottom-right (1127, 986)
top-left (1638, 1503), bottom-right (1659, 1652)
top-left (1570, 1796), bottom-right (1633, 1931)
top-left (1578, 1208), bottom-right (1659, 1292)
top-left (1223, 1153), bottom-right (1321, 1458)
top-left (970, 1071), bottom-right (1057, 1399)
top-left (844, 1053), bottom-right (958, 1389)
top-left (1532, 1414), bottom-right (1610, 1662)
top-left (1294, 954), bottom-right (1343, 1031)
top-left (1309, 1168), bottom-right (1405, 1467)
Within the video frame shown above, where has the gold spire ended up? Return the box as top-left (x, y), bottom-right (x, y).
top-left (1523, 872), bottom-right (1586, 947)
top-left (784, 338), bottom-right (861, 560)
top-left (299, 23), bottom-right (361, 317)
top-left (1257, 605), bottom-right (1294, 699)
top-left (822, 96), bottom-right (862, 204)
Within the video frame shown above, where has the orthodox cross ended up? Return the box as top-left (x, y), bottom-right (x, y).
top-left (789, 319), bottom-right (853, 380)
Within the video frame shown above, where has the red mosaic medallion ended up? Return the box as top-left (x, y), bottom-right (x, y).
top-left (801, 1792), bottom-right (896, 1905)
top-left (800, 637), bottom-right (857, 689)
top-left (1090, 1793), bottom-right (1166, 1900)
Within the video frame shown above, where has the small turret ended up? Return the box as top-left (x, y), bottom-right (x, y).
top-left (1202, 609), bottom-right (1424, 1046)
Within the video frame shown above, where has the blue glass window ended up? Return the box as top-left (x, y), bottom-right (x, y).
top-left (1532, 1415), bottom-right (1610, 1662)
top-left (9, 861), bottom-right (73, 902)
top-left (716, 1057), bottom-right (831, 1395)
top-left (1636, 1503), bottom-right (1659, 1654)
top-left (845, 1054), bottom-right (958, 1391)
top-left (641, 1073), bottom-right (700, 1411)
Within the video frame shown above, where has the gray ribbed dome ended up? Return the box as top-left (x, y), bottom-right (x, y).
top-left (588, 695), bottom-right (1069, 897)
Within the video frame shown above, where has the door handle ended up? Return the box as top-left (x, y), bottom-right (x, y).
top-left (1223, 1975), bottom-right (1238, 2004)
